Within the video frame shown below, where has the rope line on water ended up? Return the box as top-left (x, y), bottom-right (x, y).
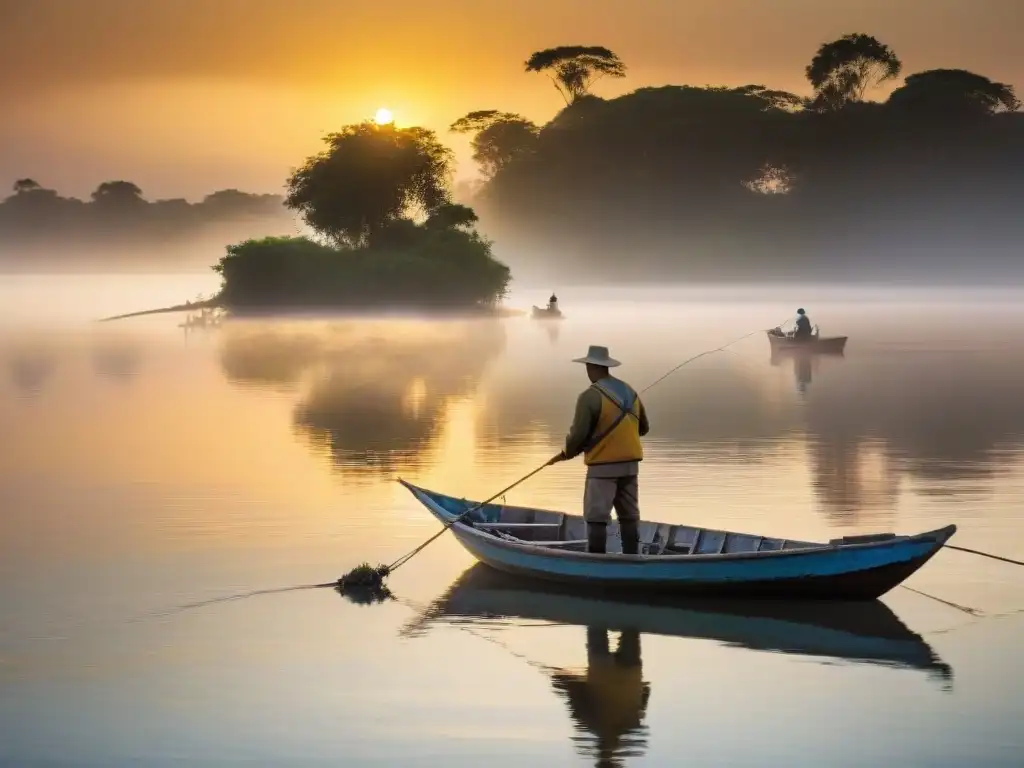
top-left (373, 325), bottom-right (775, 582)
top-left (944, 544), bottom-right (1024, 568)
top-left (899, 585), bottom-right (983, 617)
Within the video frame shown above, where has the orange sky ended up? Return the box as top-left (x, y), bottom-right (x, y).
top-left (1, 0), bottom-right (1020, 200)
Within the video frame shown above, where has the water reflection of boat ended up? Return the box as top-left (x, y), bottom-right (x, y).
top-left (400, 481), bottom-right (956, 600)
top-left (771, 349), bottom-right (841, 395)
top-left (404, 564), bottom-right (953, 684)
top-left (767, 327), bottom-right (847, 355)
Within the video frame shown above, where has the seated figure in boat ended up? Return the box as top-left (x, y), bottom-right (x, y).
top-left (547, 345), bottom-right (650, 555)
top-left (547, 292), bottom-right (559, 313)
top-left (794, 308), bottom-right (813, 340)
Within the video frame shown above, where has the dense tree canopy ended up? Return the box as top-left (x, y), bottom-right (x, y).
top-left (217, 121), bottom-right (510, 311)
top-left (887, 69), bottom-right (1021, 116)
top-left (806, 34), bottom-right (902, 111)
top-left (450, 111), bottom-right (539, 178)
top-left (284, 122), bottom-right (453, 248)
top-left (454, 36), bottom-right (1023, 283)
top-left (7, 33), bottom-right (1024, 286)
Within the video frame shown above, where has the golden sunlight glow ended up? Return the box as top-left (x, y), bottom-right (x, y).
top-left (374, 107), bottom-right (394, 125)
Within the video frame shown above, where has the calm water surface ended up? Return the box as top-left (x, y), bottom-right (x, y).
top-left (1, 277), bottom-right (1023, 767)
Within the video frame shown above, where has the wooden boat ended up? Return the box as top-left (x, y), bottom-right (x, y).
top-left (766, 327), bottom-right (847, 354)
top-left (531, 305), bottom-right (564, 320)
top-left (399, 480), bottom-right (956, 600)
top-left (402, 563), bottom-right (953, 683)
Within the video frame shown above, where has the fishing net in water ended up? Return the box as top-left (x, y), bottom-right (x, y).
top-left (335, 563), bottom-right (393, 604)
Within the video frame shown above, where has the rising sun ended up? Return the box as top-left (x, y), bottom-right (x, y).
top-left (374, 107), bottom-right (394, 125)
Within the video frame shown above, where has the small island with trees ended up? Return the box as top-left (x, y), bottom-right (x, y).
top-left (214, 122), bottom-right (511, 313)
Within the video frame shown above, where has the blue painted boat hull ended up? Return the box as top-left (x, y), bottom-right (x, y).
top-left (399, 481), bottom-right (956, 600)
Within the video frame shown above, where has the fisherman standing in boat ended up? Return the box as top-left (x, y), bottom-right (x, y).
top-left (548, 292), bottom-right (559, 313)
top-left (548, 345), bottom-right (650, 555)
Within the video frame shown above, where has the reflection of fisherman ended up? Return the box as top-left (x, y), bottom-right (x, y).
top-left (550, 627), bottom-right (650, 768)
top-left (795, 354), bottom-right (812, 394)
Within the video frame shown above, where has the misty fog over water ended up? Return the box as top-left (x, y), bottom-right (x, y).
top-left (0, 275), bottom-right (1022, 766)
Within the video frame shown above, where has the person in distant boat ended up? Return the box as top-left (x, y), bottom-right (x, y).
top-left (547, 345), bottom-right (650, 555)
top-left (793, 308), bottom-right (813, 340)
top-left (547, 292), bottom-right (559, 313)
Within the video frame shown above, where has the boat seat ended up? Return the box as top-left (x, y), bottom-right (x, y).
top-left (492, 530), bottom-right (586, 548)
top-left (472, 522), bottom-right (562, 529)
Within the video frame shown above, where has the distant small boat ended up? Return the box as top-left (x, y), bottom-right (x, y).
top-left (399, 480), bottom-right (956, 601)
top-left (532, 305), bottom-right (564, 320)
top-left (402, 563), bottom-right (953, 682)
top-left (767, 328), bottom-right (847, 354)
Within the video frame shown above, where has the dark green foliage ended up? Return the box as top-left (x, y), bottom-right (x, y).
top-left (218, 117), bottom-right (509, 311)
top-left (212, 227), bottom-right (510, 311)
top-left (285, 122), bottom-right (453, 247)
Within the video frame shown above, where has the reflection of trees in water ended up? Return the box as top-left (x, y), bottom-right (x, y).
top-left (6, 351), bottom-right (54, 396)
top-left (482, 358), bottom-right (799, 463)
top-left (549, 627), bottom-right (650, 768)
top-left (217, 319), bottom-right (506, 476)
top-left (806, 437), bottom-right (900, 526)
top-left (219, 327), bottom-right (324, 390)
top-left (91, 342), bottom-right (142, 381)
top-left (803, 351), bottom-right (1024, 492)
top-left (769, 352), bottom-right (901, 522)
top-left (483, 343), bottom-right (1024, 521)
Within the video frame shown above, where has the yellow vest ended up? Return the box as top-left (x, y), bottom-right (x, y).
top-left (584, 378), bottom-right (644, 466)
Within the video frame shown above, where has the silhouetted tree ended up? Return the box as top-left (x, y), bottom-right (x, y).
top-left (284, 121), bottom-right (453, 247)
top-left (12, 178), bottom-right (41, 194)
top-left (888, 69), bottom-right (1021, 116)
top-left (91, 180), bottom-right (145, 205)
top-left (735, 85), bottom-right (807, 112)
top-left (806, 34), bottom-right (901, 111)
top-left (525, 46), bottom-right (626, 105)
top-left (424, 203), bottom-right (478, 230)
top-left (450, 111), bottom-right (539, 177)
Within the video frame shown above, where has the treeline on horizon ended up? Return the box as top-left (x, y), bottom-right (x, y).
top-left (0, 179), bottom-right (295, 270)
top-left (5, 32), bottom-right (1023, 282)
top-left (455, 35), bottom-right (1024, 282)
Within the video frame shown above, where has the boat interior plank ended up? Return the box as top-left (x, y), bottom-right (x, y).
top-left (724, 533), bottom-right (762, 554)
top-left (696, 530), bottom-right (727, 555)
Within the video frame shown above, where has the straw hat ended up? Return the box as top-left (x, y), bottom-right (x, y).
top-left (572, 345), bottom-right (621, 367)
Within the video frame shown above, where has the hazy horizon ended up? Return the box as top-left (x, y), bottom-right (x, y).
top-left (2, 0), bottom-right (1021, 199)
